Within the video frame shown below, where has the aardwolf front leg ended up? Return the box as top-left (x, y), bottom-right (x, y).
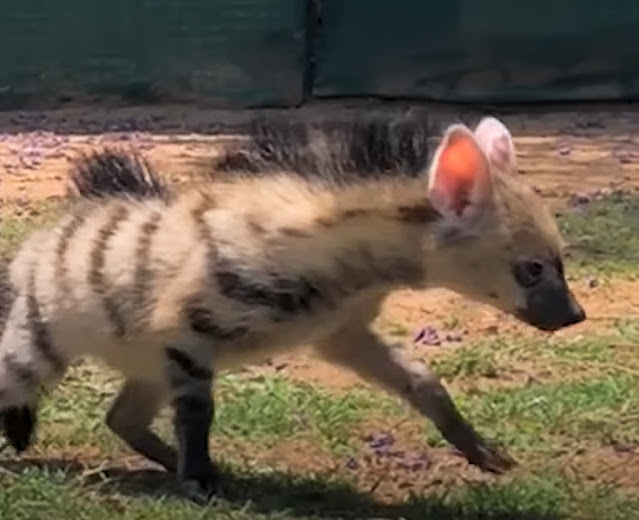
top-left (315, 325), bottom-right (516, 473)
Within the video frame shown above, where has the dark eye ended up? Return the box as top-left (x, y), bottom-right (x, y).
top-left (513, 260), bottom-right (544, 288)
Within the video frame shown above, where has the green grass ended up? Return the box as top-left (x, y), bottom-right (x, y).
top-left (213, 375), bottom-right (390, 453)
top-left (432, 346), bottom-right (500, 379)
top-left (460, 375), bottom-right (639, 449)
top-left (2, 465), bottom-right (638, 520)
top-left (0, 199), bottom-right (65, 258)
top-left (423, 331), bottom-right (639, 450)
top-left (558, 191), bottom-right (639, 276)
top-left (431, 323), bottom-right (639, 381)
top-left (420, 370), bottom-right (639, 452)
top-left (35, 365), bottom-right (395, 456)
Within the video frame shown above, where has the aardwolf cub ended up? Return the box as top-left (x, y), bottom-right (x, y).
top-left (0, 114), bottom-right (585, 497)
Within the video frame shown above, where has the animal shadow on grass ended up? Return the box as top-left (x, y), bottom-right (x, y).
top-left (0, 457), bottom-right (561, 520)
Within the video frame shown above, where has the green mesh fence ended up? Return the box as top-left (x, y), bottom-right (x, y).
top-left (2, 1), bottom-right (639, 109)
top-left (313, 0), bottom-right (639, 103)
top-left (0, 0), bottom-right (307, 108)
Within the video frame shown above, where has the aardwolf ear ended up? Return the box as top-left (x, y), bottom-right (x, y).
top-left (474, 116), bottom-right (517, 173)
top-left (427, 124), bottom-right (492, 218)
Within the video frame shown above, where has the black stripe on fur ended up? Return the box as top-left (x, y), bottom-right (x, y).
top-left (69, 149), bottom-right (169, 201)
top-left (215, 111), bottom-right (434, 183)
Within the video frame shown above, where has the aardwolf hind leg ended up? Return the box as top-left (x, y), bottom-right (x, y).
top-left (316, 325), bottom-right (516, 473)
top-left (105, 379), bottom-right (177, 472)
top-left (165, 344), bottom-right (218, 499)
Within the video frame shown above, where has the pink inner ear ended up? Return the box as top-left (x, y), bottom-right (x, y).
top-left (490, 135), bottom-right (512, 170)
top-left (474, 117), bottom-right (516, 171)
top-left (430, 128), bottom-right (490, 215)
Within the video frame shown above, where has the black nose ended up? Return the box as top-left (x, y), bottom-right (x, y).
top-left (563, 305), bottom-right (586, 327)
top-left (516, 290), bottom-right (586, 332)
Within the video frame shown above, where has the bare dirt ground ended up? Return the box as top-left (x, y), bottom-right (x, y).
top-left (3, 102), bottom-right (639, 505)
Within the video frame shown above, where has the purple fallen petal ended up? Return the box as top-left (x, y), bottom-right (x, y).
top-left (396, 451), bottom-right (430, 472)
top-left (345, 457), bottom-right (359, 470)
top-left (374, 446), bottom-right (391, 457)
top-left (413, 328), bottom-right (426, 343)
top-left (368, 432), bottom-right (396, 450)
top-left (570, 192), bottom-right (593, 206)
top-left (398, 459), bottom-right (427, 472)
top-left (611, 442), bottom-right (637, 454)
top-left (414, 325), bottom-right (441, 346)
top-left (444, 330), bottom-right (464, 342)
top-left (617, 154), bottom-right (635, 164)
top-left (575, 119), bottom-right (605, 130)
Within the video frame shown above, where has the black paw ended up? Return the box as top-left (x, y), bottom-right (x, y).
top-left (0, 406), bottom-right (37, 453)
top-left (447, 425), bottom-right (517, 475)
top-left (463, 438), bottom-right (518, 474)
top-left (179, 464), bottom-right (220, 503)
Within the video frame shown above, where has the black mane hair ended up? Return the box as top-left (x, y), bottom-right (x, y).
top-left (69, 149), bottom-right (170, 201)
top-left (215, 110), bottom-right (435, 183)
top-left (67, 111), bottom-right (437, 200)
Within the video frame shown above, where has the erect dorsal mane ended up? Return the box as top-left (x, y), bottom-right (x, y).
top-left (68, 148), bottom-right (170, 202)
top-left (215, 110), bottom-right (434, 184)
